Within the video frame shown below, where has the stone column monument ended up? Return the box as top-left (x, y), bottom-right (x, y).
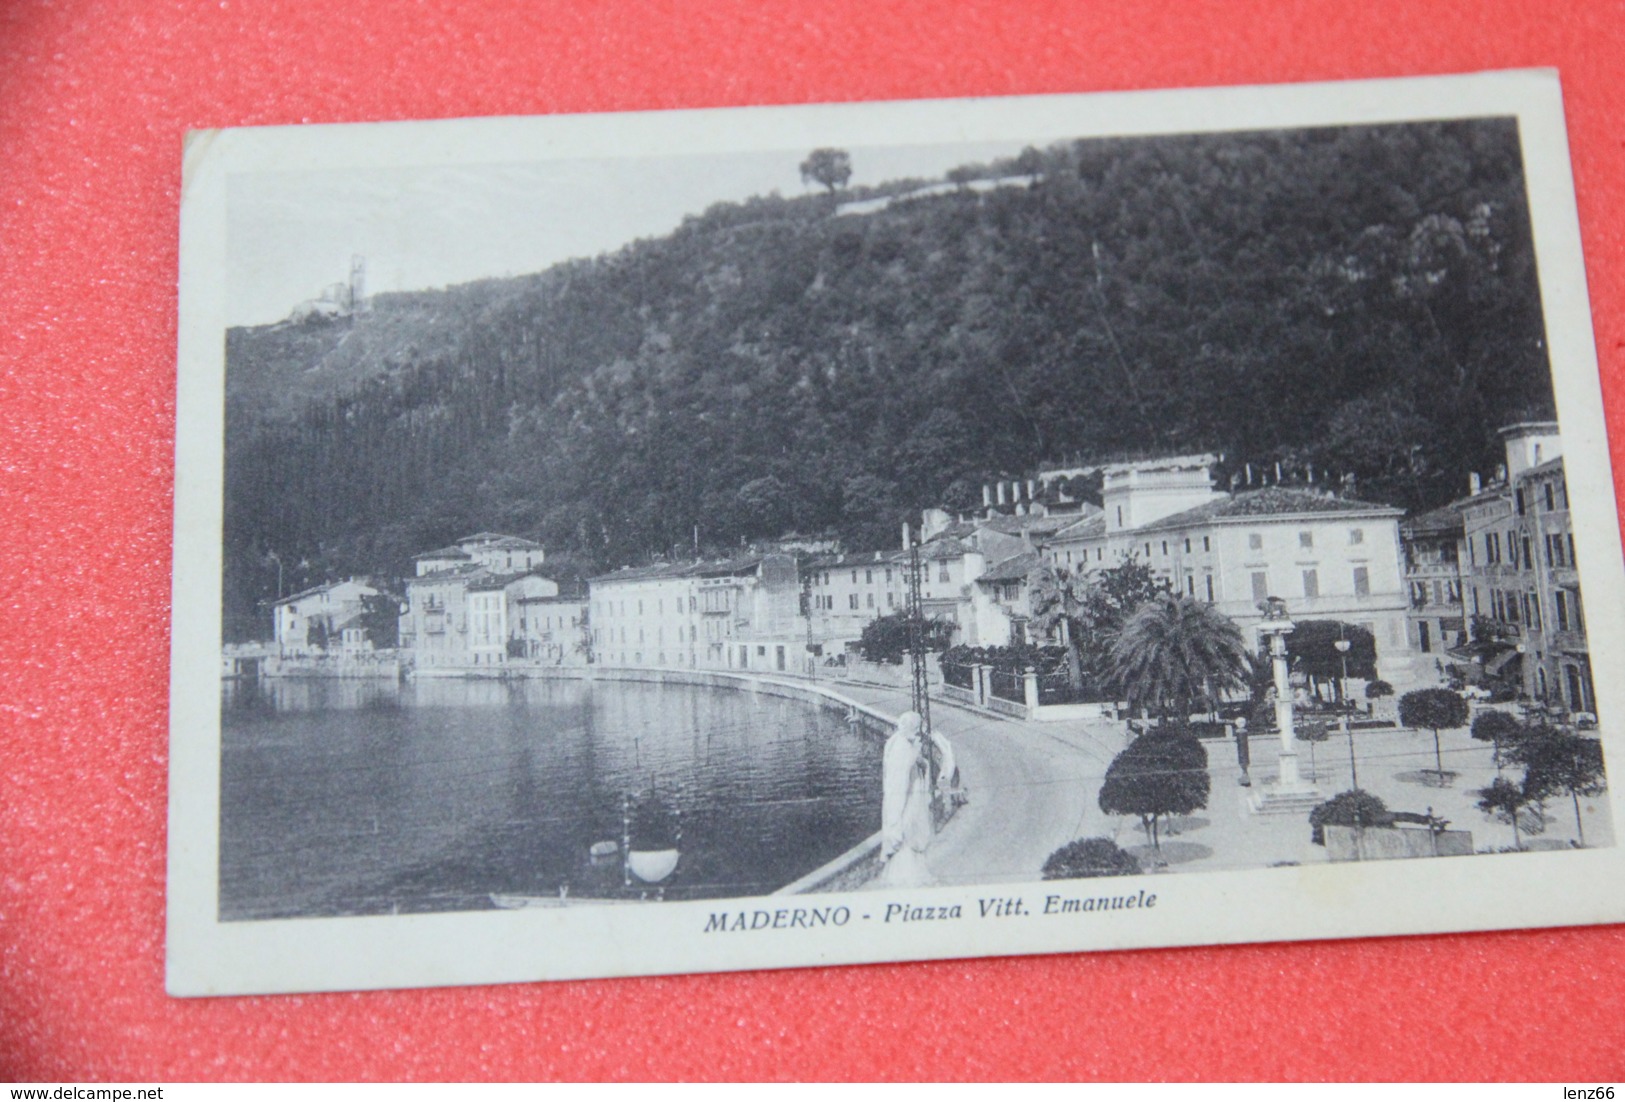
top-left (1249, 597), bottom-right (1322, 814)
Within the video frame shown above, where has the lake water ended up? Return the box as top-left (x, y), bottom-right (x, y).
top-left (219, 676), bottom-right (886, 920)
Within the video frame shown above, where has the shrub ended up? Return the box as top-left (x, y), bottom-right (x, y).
top-left (1308, 789), bottom-right (1394, 845)
top-left (1041, 837), bottom-right (1143, 879)
top-left (1365, 679), bottom-right (1394, 700)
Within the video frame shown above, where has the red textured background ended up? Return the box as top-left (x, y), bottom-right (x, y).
top-left (3, 0), bottom-right (1624, 1081)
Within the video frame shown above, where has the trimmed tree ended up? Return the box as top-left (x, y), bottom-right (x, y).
top-left (1097, 728), bottom-right (1210, 861)
top-left (1398, 687), bottom-right (1470, 785)
top-left (1513, 730), bottom-right (1607, 847)
top-left (1041, 837), bottom-right (1142, 879)
top-left (1308, 789), bottom-right (1394, 845)
top-left (1470, 709), bottom-right (1524, 773)
top-left (1475, 776), bottom-right (1533, 850)
top-left (1286, 620), bottom-right (1378, 701)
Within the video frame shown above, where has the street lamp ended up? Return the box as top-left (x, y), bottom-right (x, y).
top-left (1334, 636), bottom-right (1357, 791)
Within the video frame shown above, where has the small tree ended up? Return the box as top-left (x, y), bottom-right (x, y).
top-left (1475, 776), bottom-right (1533, 850)
top-left (799, 148), bottom-right (852, 195)
top-left (1286, 620), bottom-right (1378, 701)
top-left (1366, 679), bottom-right (1394, 701)
top-left (1041, 837), bottom-right (1141, 879)
top-left (1513, 731), bottom-right (1607, 847)
top-left (1398, 688), bottom-right (1470, 785)
top-left (1097, 729), bottom-right (1210, 861)
top-left (854, 612), bottom-right (953, 665)
top-left (1470, 709), bottom-right (1524, 773)
top-left (1296, 718), bottom-right (1332, 782)
top-left (1308, 789), bottom-right (1394, 845)
top-left (306, 617), bottom-right (331, 651)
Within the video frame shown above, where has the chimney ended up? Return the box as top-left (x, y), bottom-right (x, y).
top-left (901, 521), bottom-right (913, 550)
top-left (996, 482), bottom-right (1007, 506)
top-left (982, 484), bottom-right (992, 507)
top-left (1027, 478), bottom-right (1037, 500)
top-left (1469, 472), bottom-right (1482, 495)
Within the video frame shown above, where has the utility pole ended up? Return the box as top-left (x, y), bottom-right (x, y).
top-left (906, 525), bottom-right (932, 737)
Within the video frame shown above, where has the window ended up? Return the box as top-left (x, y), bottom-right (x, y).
top-left (1302, 569), bottom-right (1319, 598)
top-left (1248, 532), bottom-right (1263, 551)
top-left (1203, 536), bottom-right (1211, 552)
top-left (851, 570), bottom-right (858, 584)
top-left (1161, 541), bottom-right (1169, 556)
top-left (1145, 543), bottom-right (1152, 557)
top-left (1522, 536), bottom-right (1532, 570)
top-left (1299, 531), bottom-right (1314, 549)
top-left (866, 593), bottom-right (875, 609)
top-left (1185, 574), bottom-right (1195, 596)
top-left (1205, 574), bottom-right (1215, 601)
top-left (887, 592), bottom-right (896, 609)
top-left (1349, 528), bottom-right (1364, 546)
top-left (865, 569), bottom-right (873, 584)
top-left (885, 569), bottom-right (892, 583)
top-left (1097, 548), bottom-right (1104, 562)
top-left (1116, 506), bottom-right (1123, 527)
top-left (1556, 590), bottom-right (1570, 631)
top-left (939, 565), bottom-right (950, 584)
top-left (1468, 537), bottom-right (1477, 566)
top-left (849, 594), bottom-right (859, 610)
top-left (1251, 571), bottom-right (1269, 601)
top-left (1545, 483), bottom-right (1556, 511)
top-left (1509, 538), bottom-right (1519, 569)
top-left (1515, 488), bottom-right (1526, 516)
top-left (1353, 567), bottom-right (1370, 597)
top-left (1568, 533), bottom-right (1576, 565)
top-left (1184, 538), bottom-right (1192, 554)
top-left (1521, 593), bottom-right (1533, 626)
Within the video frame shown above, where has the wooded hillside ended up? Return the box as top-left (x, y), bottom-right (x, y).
top-left (223, 119), bottom-right (1554, 638)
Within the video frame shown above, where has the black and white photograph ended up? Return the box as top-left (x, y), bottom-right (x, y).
top-left (169, 71), bottom-right (1625, 995)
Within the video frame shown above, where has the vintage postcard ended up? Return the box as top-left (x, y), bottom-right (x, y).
top-left (169, 70), bottom-right (1625, 996)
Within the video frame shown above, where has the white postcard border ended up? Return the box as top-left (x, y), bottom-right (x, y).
top-left (169, 69), bottom-right (1625, 996)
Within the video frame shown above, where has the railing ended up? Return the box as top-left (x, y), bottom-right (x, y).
top-left (989, 668), bottom-right (1025, 704)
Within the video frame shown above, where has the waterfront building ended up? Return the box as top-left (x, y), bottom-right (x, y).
top-left (270, 578), bottom-right (381, 656)
top-left (589, 553), bottom-right (805, 673)
top-left (398, 531), bottom-right (564, 669)
top-left (514, 593), bottom-right (589, 665)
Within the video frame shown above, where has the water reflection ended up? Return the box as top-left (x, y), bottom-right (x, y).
top-left (220, 676), bottom-right (884, 920)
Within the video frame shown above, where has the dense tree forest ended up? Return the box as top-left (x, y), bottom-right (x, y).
top-left (223, 119), bottom-right (1554, 639)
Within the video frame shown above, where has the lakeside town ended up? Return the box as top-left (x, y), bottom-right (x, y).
top-left (226, 420), bottom-right (1593, 718)
top-left (222, 419), bottom-right (1610, 880)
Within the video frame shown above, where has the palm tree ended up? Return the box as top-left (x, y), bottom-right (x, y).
top-left (1108, 593), bottom-right (1248, 721)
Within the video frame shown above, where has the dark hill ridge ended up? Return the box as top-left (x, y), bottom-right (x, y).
top-left (222, 121), bottom-right (1555, 640)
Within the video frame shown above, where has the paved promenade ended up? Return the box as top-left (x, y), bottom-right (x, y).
top-left (829, 678), bottom-right (1615, 881)
top-left (828, 679), bottom-right (1126, 885)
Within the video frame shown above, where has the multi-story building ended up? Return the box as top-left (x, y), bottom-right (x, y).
top-left (270, 578), bottom-right (381, 656)
top-left (398, 531), bottom-right (568, 669)
top-left (1399, 501), bottom-right (1469, 660)
top-left (1035, 453), bottom-right (1414, 682)
top-left (589, 553), bottom-right (804, 673)
top-left (1458, 422), bottom-right (1592, 712)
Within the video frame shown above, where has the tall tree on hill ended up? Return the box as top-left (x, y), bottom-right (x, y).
top-left (799, 148), bottom-right (852, 195)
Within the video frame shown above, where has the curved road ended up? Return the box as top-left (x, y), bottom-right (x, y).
top-left (832, 682), bottom-right (1120, 886)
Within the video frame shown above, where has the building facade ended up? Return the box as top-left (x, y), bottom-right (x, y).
top-left (271, 579), bottom-right (381, 656)
top-left (589, 554), bottom-right (805, 673)
top-left (1457, 422), bottom-right (1592, 713)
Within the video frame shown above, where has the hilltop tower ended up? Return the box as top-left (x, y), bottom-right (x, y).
top-left (349, 255), bottom-right (367, 314)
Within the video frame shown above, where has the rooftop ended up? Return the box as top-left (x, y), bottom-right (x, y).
top-left (978, 549), bottom-right (1041, 585)
top-left (1134, 486), bottom-right (1401, 534)
top-left (412, 545), bottom-right (472, 561)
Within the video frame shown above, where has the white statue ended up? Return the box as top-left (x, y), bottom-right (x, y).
top-left (878, 710), bottom-right (956, 888)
